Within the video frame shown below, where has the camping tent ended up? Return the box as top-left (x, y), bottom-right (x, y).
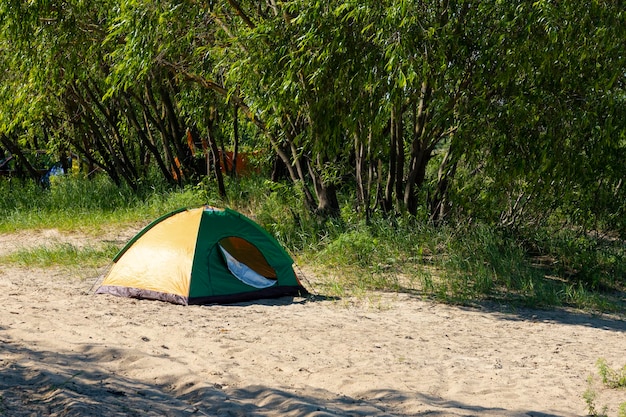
top-left (96, 206), bottom-right (307, 305)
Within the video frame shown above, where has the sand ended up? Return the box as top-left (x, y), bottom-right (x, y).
top-left (0, 228), bottom-right (625, 416)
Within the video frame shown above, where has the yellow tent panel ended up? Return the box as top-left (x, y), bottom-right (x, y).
top-left (102, 208), bottom-right (202, 296)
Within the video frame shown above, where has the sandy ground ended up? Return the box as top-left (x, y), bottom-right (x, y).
top-left (1, 229), bottom-right (625, 416)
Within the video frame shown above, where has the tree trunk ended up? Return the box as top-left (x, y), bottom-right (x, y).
top-left (145, 83), bottom-right (183, 184)
top-left (308, 152), bottom-right (340, 215)
top-left (207, 117), bottom-right (227, 198)
top-left (83, 81), bottom-right (139, 183)
top-left (159, 81), bottom-right (189, 176)
top-left (271, 151), bottom-right (289, 181)
top-left (131, 90), bottom-right (178, 184)
top-left (403, 81), bottom-right (432, 215)
top-left (429, 145), bottom-right (458, 223)
top-left (383, 105), bottom-right (399, 213)
top-left (66, 82), bottom-right (138, 188)
top-left (354, 125), bottom-right (375, 220)
top-left (0, 134), bottom-right (42, 180)
top-left (309, 166), bottom-right (339, 215)
top-left (231, 103), bottom-right (239, 177)
top-left (354, 131), bottom-right (367, 208)
top-left (394, 104), bottom-right (405, 208)
top-left (276, 117), bottom-right (316, 211)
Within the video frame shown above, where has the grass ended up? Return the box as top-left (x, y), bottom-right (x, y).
top-left (597, 358), bottom-right (626, 389)
top-left (584, 359), bottom-right (626, 417)
top-left (301, 214), bottom-right (625, 313)
top-left (1, 173), bottom-right (625, 314)
top-left (0, 174), bottom-right (210, 233)
top-left (0, 243), bottom-right (120, 269)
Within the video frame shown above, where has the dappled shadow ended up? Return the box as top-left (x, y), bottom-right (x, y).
top-left (1, 336), bottom-right (568, 417)
top-left (454, 299), bottom-right (626, 333)
top-left (178, 383), bottom-right (566, 416)
top-left (228, 285), bottom-right (625, 333)
top-left (389, 286), bottom-right (626, 333)
top-left (0, 337), bottom-right (199, 416)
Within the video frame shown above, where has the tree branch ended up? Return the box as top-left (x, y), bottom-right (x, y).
top-left (225, 0), bottom-right (256, 29)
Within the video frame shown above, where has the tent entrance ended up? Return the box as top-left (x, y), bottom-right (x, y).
top-left (218, 237), bottom-right (277, 289)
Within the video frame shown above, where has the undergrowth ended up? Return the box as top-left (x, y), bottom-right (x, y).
top-left (1, 174), bottom-right (624, 314)
top-left (0, 174), bottom-right (210, 233)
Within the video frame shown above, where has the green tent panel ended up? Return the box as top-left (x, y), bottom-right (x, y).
top-left (96, 206), bottom-right (307, 305)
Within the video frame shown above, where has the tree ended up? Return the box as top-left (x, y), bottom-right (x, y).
top-left (1, 0), bottom-right (624, 235)
top-left (454, 1), bottom-right (626, 232)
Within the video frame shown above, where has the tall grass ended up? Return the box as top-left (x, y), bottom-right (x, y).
top-left (231, 177), bottom-right (625, 312)
top-left (1, 174), bottom-right (624, 313)
top-left (0, 174), bottom-right (210, 233)
top-left (295, 212), bottom-right (624, 311)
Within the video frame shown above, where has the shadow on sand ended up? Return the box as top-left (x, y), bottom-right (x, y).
top-left (1, 334), bottom-right (563, 417)
top-left (393, 286), bottom-right (626, 333)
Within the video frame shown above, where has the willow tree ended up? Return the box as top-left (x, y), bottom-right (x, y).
top-left (2, 0), bottom-right (624, 231)
top-left (1, 0), bottom-right (209, 188)
top-left (329, 0), bottom-right (625, 229)
top-left (454, 1), bottom-right (626, 232)
top-left (0, 1), bottom-right (63, 180)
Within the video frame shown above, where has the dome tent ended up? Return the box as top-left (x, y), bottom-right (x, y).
top-left (96, 206), bottom-right (307, 305)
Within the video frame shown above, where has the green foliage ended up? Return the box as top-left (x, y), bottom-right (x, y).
top-left (584, 377), bottom-right (607, 417)
top-left (456, 0), bottom-right (626, 234)
top-left (597, 358), bottom-right (626, 390)
top-left (304, 207), bottom-right (624, 311)
top-left (0, 174), bottom-right (207, 232)
top-left (521, 227), bottom-right (626, 296)
top-left (0, 174), bottom-right (624, 314)
top-left (253, 179), bottom-right (343, 252)
top-left (584, 359), bottom-right (626, 417)
top-left (2, 0), bottom-right (625, 231)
